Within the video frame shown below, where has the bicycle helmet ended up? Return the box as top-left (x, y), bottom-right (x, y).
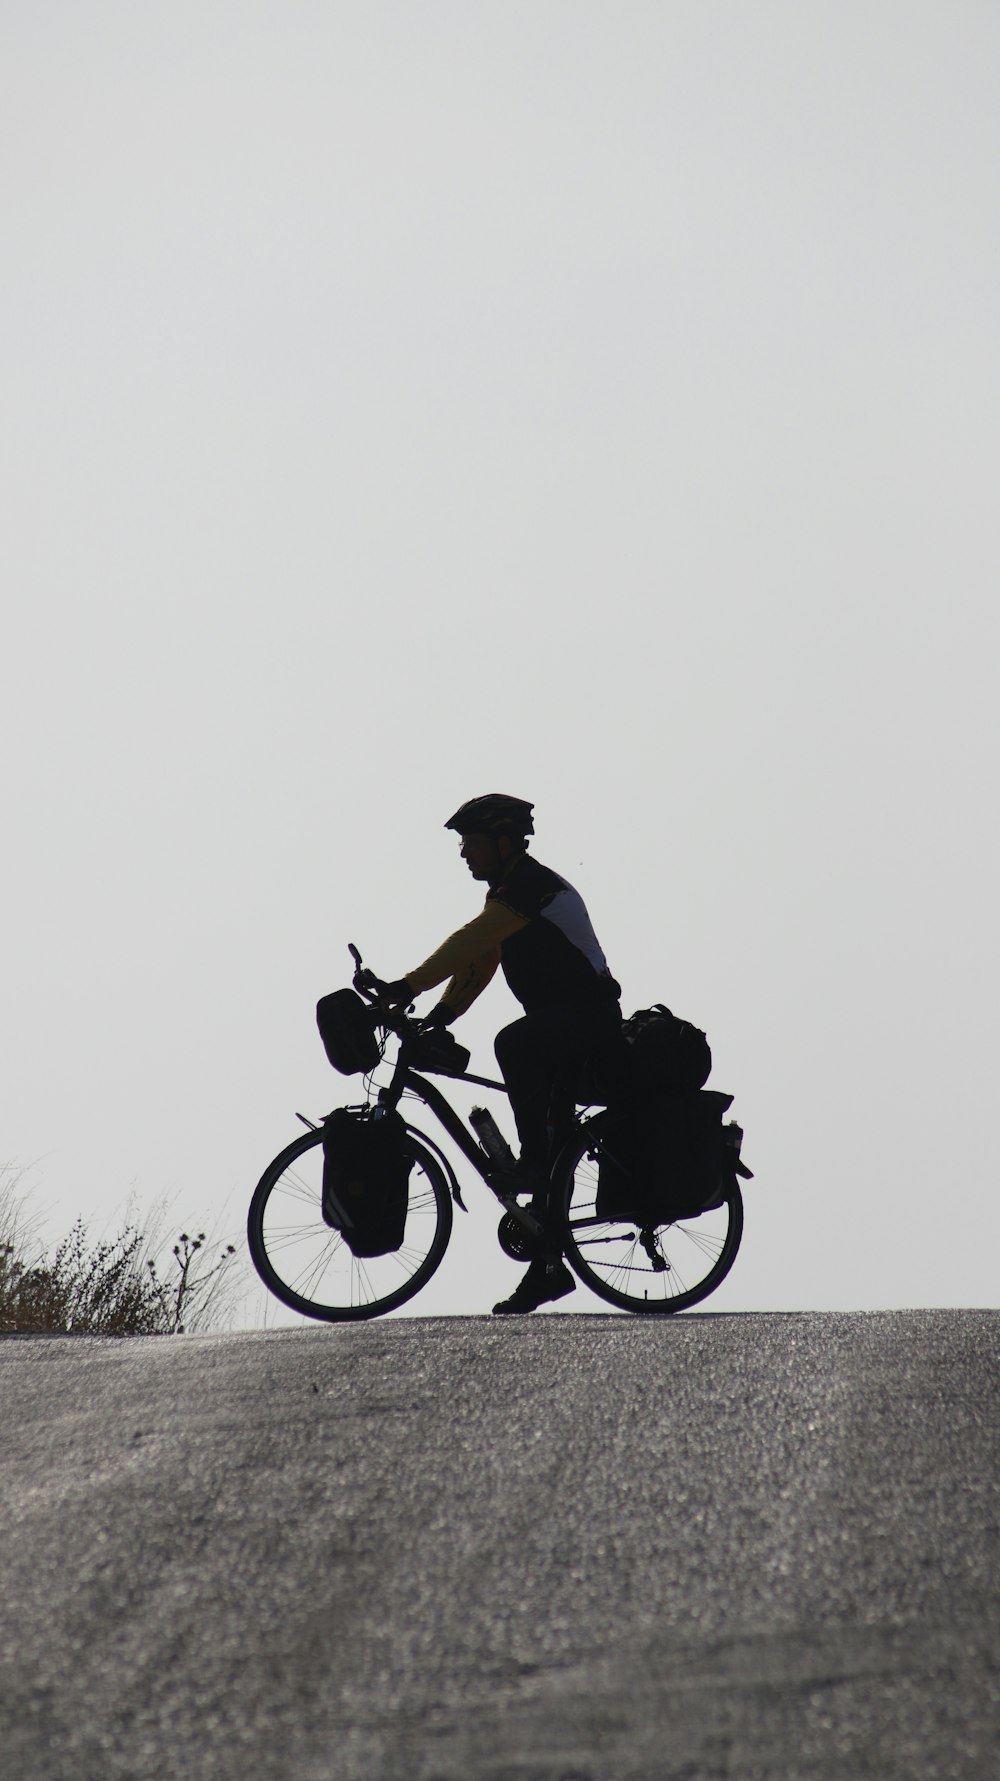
top-left (444, 794), bottom-right (535, 839)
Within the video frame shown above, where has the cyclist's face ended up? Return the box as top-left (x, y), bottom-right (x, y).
top-left (459, 832), bottom-right (503, 881)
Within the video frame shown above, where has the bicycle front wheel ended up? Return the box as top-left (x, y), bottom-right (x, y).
top-left (247, 1125), bottom-right (453, 1322)
top-left (557, 1126), bottom-right (743, 1313)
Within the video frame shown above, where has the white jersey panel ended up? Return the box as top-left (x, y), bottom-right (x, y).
top-left (540, 883), bottom-right (610, 977)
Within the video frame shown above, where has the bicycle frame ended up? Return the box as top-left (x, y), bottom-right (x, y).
top-left (300, 1032), bottom-right (609, 1259)
top-left (384, 1041), bottom-right (548, 1230)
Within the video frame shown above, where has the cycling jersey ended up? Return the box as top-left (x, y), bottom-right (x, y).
top-left (406, 853), bottom-right (619, 1016)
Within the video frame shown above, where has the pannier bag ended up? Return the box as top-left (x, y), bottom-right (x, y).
top-left (316, 988), bottom-right (381, 1076)
top-left (321, 1106), bottom-right (412, 1257)
top-left (620, 1005), bottom-right (712, 1098)
top-left (595, 1090), bottom-right (750, 1225)
top-left (575, 1004), bottom-right (707, 1109)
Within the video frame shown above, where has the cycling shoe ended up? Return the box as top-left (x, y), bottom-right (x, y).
top-left (492, 1259), bottom-right (576, 1316)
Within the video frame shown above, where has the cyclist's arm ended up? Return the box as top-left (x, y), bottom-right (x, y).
top-left (405, 900), bottom-right (529, 999)
top-left (439, 950), bottom-right (501, 1018)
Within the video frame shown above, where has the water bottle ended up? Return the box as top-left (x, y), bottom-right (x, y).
top-left (469, 1107), bottom-right (516, 1170)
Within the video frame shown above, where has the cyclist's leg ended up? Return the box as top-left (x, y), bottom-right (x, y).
top-left (494, 1007), bottom-right (580, 1171)
top-left (494, 997), bottom-right (620, 1197)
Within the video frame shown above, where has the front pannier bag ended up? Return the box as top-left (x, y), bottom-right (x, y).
top-left (321, 1106), bottom-right (412, 1257)
top-left (316, 988), bottom-right (381, 1076)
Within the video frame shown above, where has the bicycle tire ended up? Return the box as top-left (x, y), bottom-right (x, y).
top-left (247, 1124), bottom-right (453, 1323)
top-left (556, 1125), bottom-right (744, 1314)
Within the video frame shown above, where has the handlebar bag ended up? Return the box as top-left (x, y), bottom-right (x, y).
top-left (316, 988), bottom-right (381, 1076)
top-left (321, 1105), bottom-right (411, 1256)
top-left (407, 1029), bottom-right (472, 1078)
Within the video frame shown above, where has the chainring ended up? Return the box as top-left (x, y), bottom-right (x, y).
top-left (497, 1212), bottom-right (546, 1262)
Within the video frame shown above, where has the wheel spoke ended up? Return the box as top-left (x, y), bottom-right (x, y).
top-left (275, 1169), bottom-right (319, 1207)
top-left (262, 1223), bottom-right (340, 1255)
top-left (673, 1222), bottom-right (725, 1261)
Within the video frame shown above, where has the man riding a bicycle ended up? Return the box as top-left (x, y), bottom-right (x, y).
top-left (250, 798), bottom-right (749, 1321)
top-left (382, 794), bottom-right (622, 1314)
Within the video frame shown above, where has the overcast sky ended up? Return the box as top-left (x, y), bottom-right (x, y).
top-left (4, 1), bottom-right (998, 1319)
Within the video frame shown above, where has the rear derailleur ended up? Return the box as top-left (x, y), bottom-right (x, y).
top-left (638, 1227), bottom-right (669, 1273)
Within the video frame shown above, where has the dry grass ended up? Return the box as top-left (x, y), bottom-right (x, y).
top-left (0, 1167), bottom-right (239, 1336)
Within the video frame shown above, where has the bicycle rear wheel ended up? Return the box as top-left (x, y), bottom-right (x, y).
top-left (247, 1125), bottom-right (453, 1322)
top-left (556, 1125), bottom-right (743, 1313)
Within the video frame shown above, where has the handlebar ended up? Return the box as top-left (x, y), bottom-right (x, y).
top-left (349, 943), bottom-right (416, 1034)
top-left (346, 943), bottom-right (476, 1083)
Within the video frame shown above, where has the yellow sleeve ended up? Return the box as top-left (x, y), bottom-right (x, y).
top-left (406, 900), bottom-right (529, 996)
top-left (439, 950), bottom-right (501, 1018)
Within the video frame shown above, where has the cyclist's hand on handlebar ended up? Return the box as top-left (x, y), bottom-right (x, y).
top-left (351, 962), bottom-right (409, 1005)
top-left (418, 1002), bottom-right (455, 1031)
top-left (379, 977), bottom-right (415, 1007)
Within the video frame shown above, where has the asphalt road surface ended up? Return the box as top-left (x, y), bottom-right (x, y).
top-left (2, 1311), bottom-right (998, 1781)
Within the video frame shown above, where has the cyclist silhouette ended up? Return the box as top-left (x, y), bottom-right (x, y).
top-left (382, 794), bottom-right (622, 1314)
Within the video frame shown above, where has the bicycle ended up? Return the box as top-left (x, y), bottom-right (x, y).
top-left (247, 947), bottom-right (747, 1321)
